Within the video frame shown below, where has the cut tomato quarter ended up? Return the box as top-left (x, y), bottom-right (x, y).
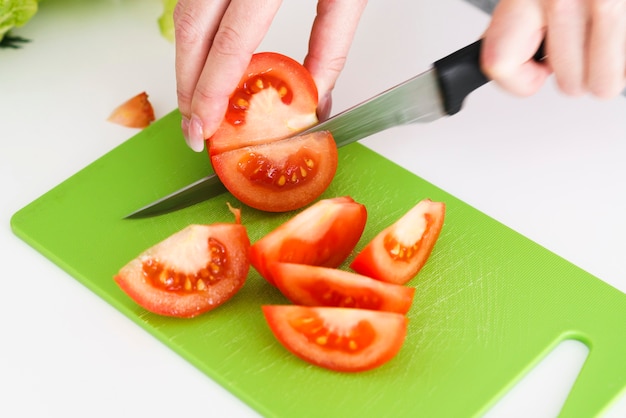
top-left (249, 196), bottom-right (367, 285)
top-left (211, 131), bottom-right (337, 212)
top-left (351, 198), bottom-right (445, 284)
top-left (114, 221), bottom-right (250, 318)
top-left (269, 263), bottom-right (415, 314)
top-left (262, 305), bottom-right (408, 372)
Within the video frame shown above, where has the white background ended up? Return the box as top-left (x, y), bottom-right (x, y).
top-left (1, 0), bottom-right (625, 417)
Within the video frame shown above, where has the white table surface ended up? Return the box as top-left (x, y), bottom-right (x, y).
top-left (1, 1), bottom-right (625, 417)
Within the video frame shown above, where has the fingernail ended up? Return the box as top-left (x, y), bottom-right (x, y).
top-left (185, 114), bottom-right (205, 152)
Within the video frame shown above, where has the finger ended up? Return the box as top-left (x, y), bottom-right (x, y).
top-left (174, 0), bottom-right (230, 120)
top-left (304, 0), bottom-right (367, 120)
top-left (545, 0), bottom-right (589, 96)
top-left (190, 0), bottom-right (282, 142)
top-left (587, 0), bottom-right (626, 98)
top-left (481, 0), bottom-right (551, 96)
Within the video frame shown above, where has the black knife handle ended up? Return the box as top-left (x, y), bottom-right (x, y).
top-left (434, 39), bottom-right (546, 115)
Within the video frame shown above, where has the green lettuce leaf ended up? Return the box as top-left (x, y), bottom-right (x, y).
top-left (0, 0), bottom-right (39, 41)
top-left (158, 0), bottom-right (177, 43)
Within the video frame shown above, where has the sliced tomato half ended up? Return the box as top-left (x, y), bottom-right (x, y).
top-left (207, 52), bottom-right (335, 212)
top-left (211, 131), bottom-right (337, 212)
top-left (249, 196), bottom-right (367, 285)
top-left (350, 199), bottom-right (445, 284)
top-left (262, 305), bottom-right (408, 372)
top-left (269, 263), bottom-right (415, 314)
top-left (114, 221), bottom-right (250, 318)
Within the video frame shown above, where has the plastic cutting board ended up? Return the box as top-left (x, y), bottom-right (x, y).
top-left (11, 110), bottom-right (626, 417)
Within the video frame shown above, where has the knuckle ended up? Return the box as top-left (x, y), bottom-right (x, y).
top-left (173, 5), bottom-right (202, 45)
top-left (211, 25), bottom-right (249, 58)
top-left (548, 0), bottom-right (580, 15)
top-left (176, 86), bottom-right (194, 112)
top-left (590, 0), bottom-right (626, 19)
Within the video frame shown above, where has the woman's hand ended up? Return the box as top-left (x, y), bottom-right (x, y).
top-left (481, 0), bottom-right (626, 99)
top-left (174, 0), bottom-right (367, 152)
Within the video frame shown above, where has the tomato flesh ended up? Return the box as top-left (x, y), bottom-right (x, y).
top-left (350, 199), bottom-right (445, 284)
top-left (211, 131), bottom-right (337, 212)
top-left (208, 52), bottom-right (319, 155)
top-left (262, 305), bottom-right (407, 372)
top-left (269, 263), bottom-right (415, 314)
top-left (226, 73), bottom-right (294, 127)
top-left (114, 223), bottom-right (250, 318)
top-left (249, 196), bottom-right (367, 285)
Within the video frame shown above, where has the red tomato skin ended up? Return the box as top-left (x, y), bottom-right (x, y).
top-left (208, 52), bottom-right (319, 155)
top-left (350, 199), bottom-right (445, 285)
top-left (114, 224), bottom-right (250, 318)
top-left (211, 131), bottom-right (338, 212)
top-left (262, 305), bottom-right (408, 372)
top-left (249, 197), bottom-right (367, 285)
top-left (269, 263), bottom-right (415, 314)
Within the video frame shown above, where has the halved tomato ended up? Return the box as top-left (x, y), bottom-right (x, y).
top-left (262, 305), bottom-right (408, 372)
top-left (249, 196), bottom-right (367, 285)
top-left (350, 199), bottom-right (445, 284)
top-left (211, 131), bottom-right (337, 212)
top-left (269, 263), bottom-right (415, 314)
top-left (207, 52), bottom-right (335, 212)
top-left (114, 220), bottom-right (250, 318)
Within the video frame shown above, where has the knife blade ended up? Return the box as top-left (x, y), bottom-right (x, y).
top-left (125, 39), bottom-right (539, 219)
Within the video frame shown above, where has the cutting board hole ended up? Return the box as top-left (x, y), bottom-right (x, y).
top-left (483, 339), bottom-right (589, 418)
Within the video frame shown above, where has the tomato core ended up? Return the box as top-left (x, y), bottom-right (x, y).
top-left (237, 150), bottom-right (318, 190)
top-left (226, 73), bottom-right (293, 126)
top-left (290, 315), bottom-right (376, 353)
top-left (142, 237), bottom-right (227, 293)
top-left (383, 214), bottom-right (435, 262)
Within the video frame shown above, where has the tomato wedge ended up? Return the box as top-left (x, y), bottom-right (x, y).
top-left (211, 131), bottom-right (337, 212)
top-left (350, 199), bottom-right (445, 284)
top-left (114, 221), bottom-right (250, 318)
top-left (269, 263), bottom-right (415, 314)
top-left (262, 305), bottom-right (408, 372)
top-left (208, 52), bottom-right (319, 154)
top-left (107, 91), bottom-right (155, 128)
top-left (249, 196), bottom-right (367, 285)
top-left (207, 52), bottom-right (336, 213)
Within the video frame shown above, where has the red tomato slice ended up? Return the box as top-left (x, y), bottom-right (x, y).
top-left (208, 52), bottom-right (319, 155)
top-left (269, 263), bottom-right (415, 314)
top-left (350, 199), bottom-right (445, 284)
top-left (208, 52), bottom-right (335, 212)
top-left (249, 196), bottom-right (367, 285)
top-left (211, 131), bottom-right (337, 212)
top-left (107, 91), bottom-right (155, 128)
top-left (262, 305), bottom-right (408, 372)
top-left (114, 222), bottom-right (250, 318)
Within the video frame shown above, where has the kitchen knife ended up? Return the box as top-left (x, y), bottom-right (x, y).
top-left (125, 39), bottom-right (544, 219)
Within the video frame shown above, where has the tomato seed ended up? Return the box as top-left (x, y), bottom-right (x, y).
top-left (142, 237), bottom-right (228, 293)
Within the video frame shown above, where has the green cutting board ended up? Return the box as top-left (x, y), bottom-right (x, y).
top-left (11, 110), bottom-right (626, 417)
